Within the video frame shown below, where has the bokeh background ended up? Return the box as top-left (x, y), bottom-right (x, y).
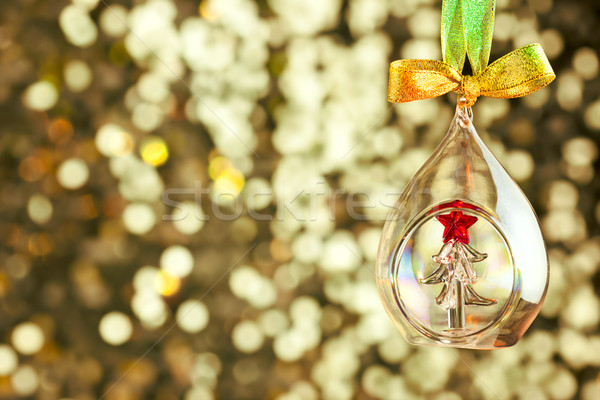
top-left (0, 0), bottom-right (599, 399)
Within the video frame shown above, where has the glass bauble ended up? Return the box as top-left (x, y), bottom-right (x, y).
top-left (376, 102), bottom-right (549, 349)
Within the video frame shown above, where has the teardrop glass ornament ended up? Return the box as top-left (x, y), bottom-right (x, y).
top-left (376, 100), bottom-right (549, 349)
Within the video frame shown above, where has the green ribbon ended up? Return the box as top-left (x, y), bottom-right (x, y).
top-left (442, 0), bottom-right (496, 75)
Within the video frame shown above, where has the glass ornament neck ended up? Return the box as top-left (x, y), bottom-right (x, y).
top-left (456, 96), bottom-right (474, 128)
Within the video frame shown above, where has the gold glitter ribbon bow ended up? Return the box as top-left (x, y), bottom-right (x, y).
top-left (388, 0), bottom-right (555, 107)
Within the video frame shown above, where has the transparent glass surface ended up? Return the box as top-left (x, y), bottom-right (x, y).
top-left (376, 103), bottom-right (549, 349)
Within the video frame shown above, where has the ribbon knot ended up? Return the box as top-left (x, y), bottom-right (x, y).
top-left (459, 75), bottom-right (480, 107)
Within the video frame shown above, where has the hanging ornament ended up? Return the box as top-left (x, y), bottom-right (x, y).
top-left (376, 0), bottom-right (555, 349)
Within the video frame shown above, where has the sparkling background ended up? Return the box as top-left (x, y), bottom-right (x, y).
top-left (0, 0), bottom-right (599, 399)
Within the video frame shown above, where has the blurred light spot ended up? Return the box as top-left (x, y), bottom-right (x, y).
top-left (290, 381), bottom-right (318, 400)
top-left (0, 345), bottom-right (18, 375)
top-left (563, 137), bottom-right (598, 166)
top-left (214, 168), bottom-right (245, 197)
top-left (556, 71), bottom-right (582, 111)
top-left (133, 265), bottom-right (159, 292)
top-left (11, 365), bottom-right (39, 396)
top-left (196, 351), bottom-right (222, 376)
top-left (321, 305), bottom-right (343, 333)
top-left (522, 86), bottom-right (550, 109)
top-left (172, 201), bottom-right (205, 235)
top-left (558, 329), bottom-right (589, 369)
top-left (402, 38), bottom-right (439, 60)
top-left (248, 278), bottom-right (277, 309)
top-left (122, 203), bottom-right (156, 235)
top-left (547, 180), bottom-right (578, 210)
top-left (12, 322), bottom-right (44, 355)
top-left (176, 300), bottom-right (210, 333)
top-left (507, 118), bottom-right (535, 146)
top-left (505, 150), bottom-right (534, 182)
top-left (584, 101), bottom-right (600, 131)
top-left (561, 286), bottom-right (600, 330)
top-left (357, 312), bottom-right (391, 344)
top-left (59, 5), bottom-right (98, 48)
top-left (72, 0), bottom-right (99, 10)
top-left (185, 386), bottom-right (214, 400)
top-left (132, 103), bottom-right (163, 132)
top-left (319, 231), bottom-right (361, 272)
top-left (131, 292), bottom-right (168, 329)
top-left (208, 156), bottom-right (231, 179)
top-left (530, 0), bottom-right (553, 13)
top-left (292, 232), bottom-right (323, 264)
top-left (270, 239), bottom-right (293, 263)
top-left (545, 368), bottom-right (577, 400)
top-left (140, 136), bottom-right (169, 166)
top-left (229, 266), bottom-right (259, 298)
top-left (259, 309), bottom-right (289, 337)
top-left (64, 60), bottom-right (92, 92)
top-left (200, 0), bottom-right (220, 21)
top-left (243, 177), bottom-right (272, 210)
top-left (273, 263), bottom-right (300, 292)
top-left (573, 47), bottom-right (599, 80)
top-left (581, 379), bottom-right (600, 400)
top-left (267, 0), bottom-right (342, 36)
top-left (113, 156), bottom-right (165, 202)
top-left (5, 254), bottom-right (31, 280)
top-left (373, 127), bottom-right (403, 159)
top-left (155, 270), bottom-right (181, 296)
top-left (290, 296), bottom-right (322, 323)
top-left (76, 194), bottom-right (98, 220)
top-left (230, 217), bottom-right (258, 243)
top-left (563, 163), bottom-right (594, 185)
top-left (494, 13), bottom-right (516, 41)
top-left (273, 330), bottom-right (306, 362)
top-left (377, 334), bottom-right (409, 363)
top-left (48, 118), bottom-right (74, 144)
top-left (358, 228), bottom-right (381, 263)
top-left (19, 157), bottom-right (46, 182)
top-left (23, 81), bottom-right (58, 111)
top-left (231, 320), bottom-right (264, 354)
top-left (362, 365), bottom-right (391, 398)
top-left (57, 158), bottom-right (89, 190)
top-left (540, 29), bottom-right (563, 59)
top-left (160, 245), bottom-right (194, 278)
top-left (28, 194), bottom-right (53, 225)
top-left (95, 123), bottom-right (134, 157)
top-left (99, 311), bottom-right (133, 346)
top-left (542, 210), bottom-right (586, 243)
top-left (347, 0), bottom-right (389, 36)
top-left (229, 265), bottom-right (277, 309)
top-left (137, 73), bottom-right (169, 104)
top-left (407, 8), bottom-right (440, 38)
top-left (28, 233), bottom-right (53, 256)
top-left (233, 359), bottom-right (260, 384)
top-left (99, 5), bottom-right (129, 37)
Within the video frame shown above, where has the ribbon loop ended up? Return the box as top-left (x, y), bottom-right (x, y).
top-left (476, 43), bottom-right (555, 99)
top-left (388, 60), bottom-right (461, 103)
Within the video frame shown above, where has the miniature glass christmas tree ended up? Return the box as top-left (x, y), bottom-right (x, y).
top-left (420, 211), bottom-right (496, 331)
